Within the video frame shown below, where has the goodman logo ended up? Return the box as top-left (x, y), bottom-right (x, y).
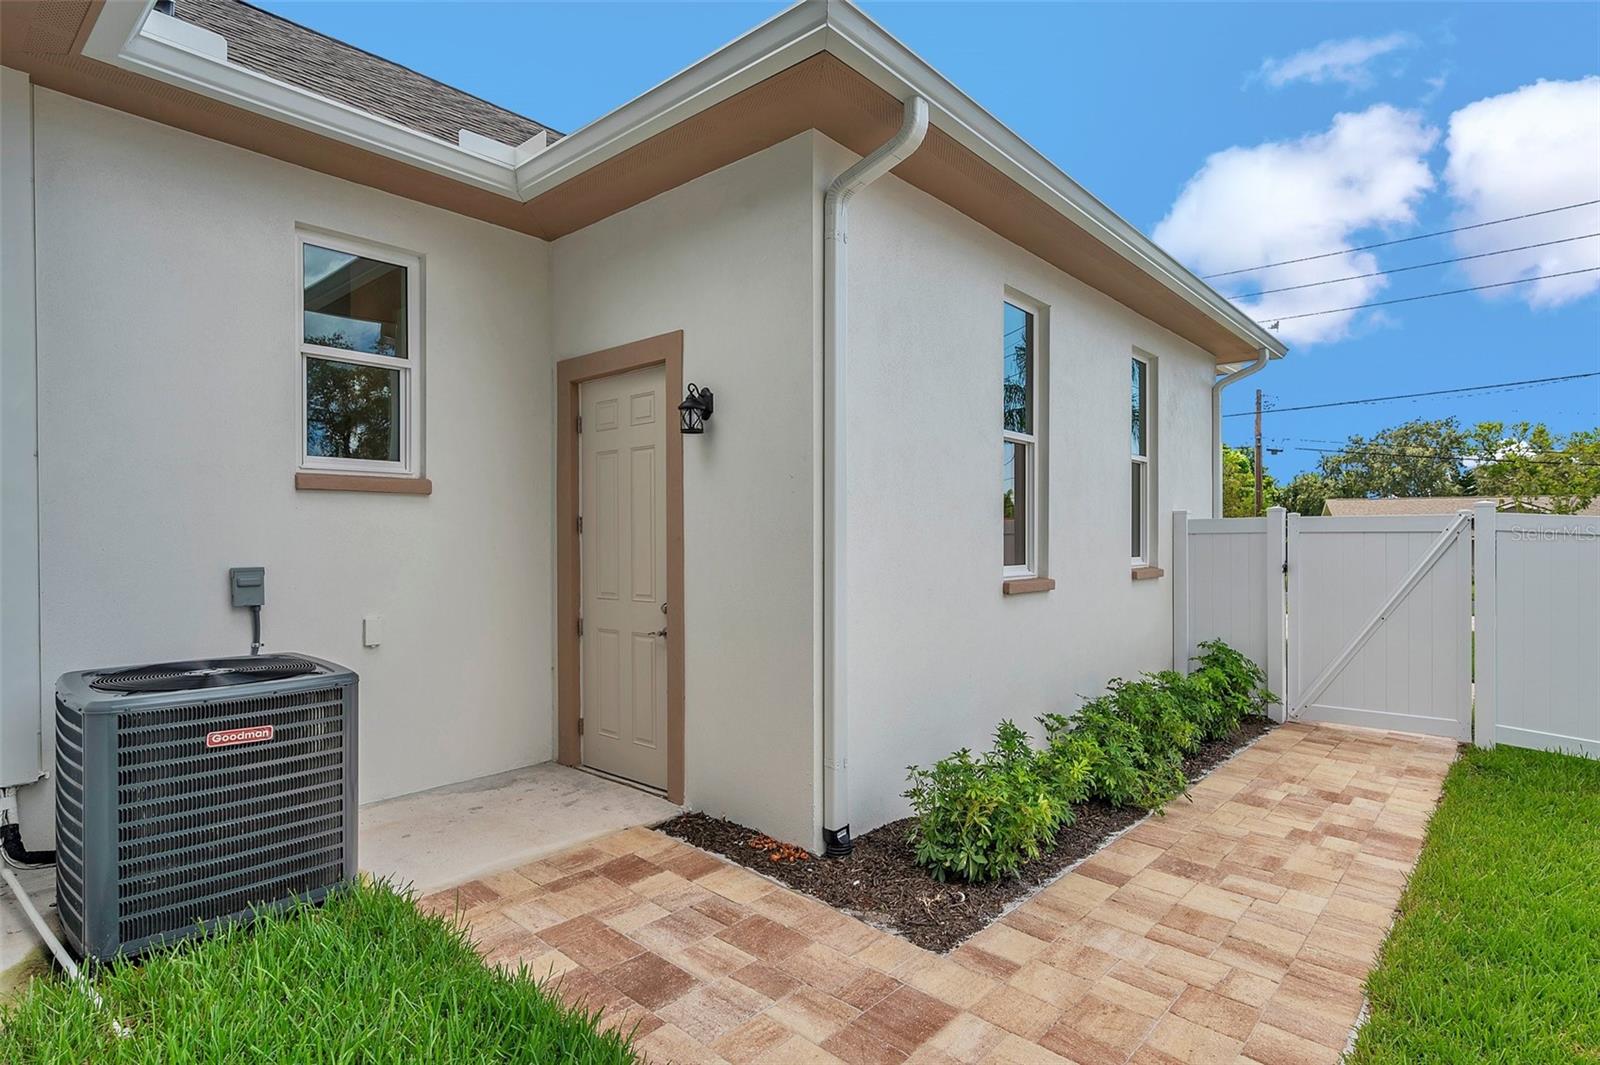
top-left (205, 725), bottom-right (275, 749)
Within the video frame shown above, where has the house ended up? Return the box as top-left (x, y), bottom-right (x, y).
top-left (0, 0), bottom-right (1285, 858)
top-left (1323, 497), bottom-right (1600, 516)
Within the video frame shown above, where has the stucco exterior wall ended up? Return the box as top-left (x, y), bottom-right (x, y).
top-left (20, 90), bottom-right (554, 843)
top-left (551, 134), bottom-right (822, 850)
top-left (820, 137), bottom-right (1218, 835)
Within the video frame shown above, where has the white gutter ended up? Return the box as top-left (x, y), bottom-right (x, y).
top-left (822, 95), bottom-right (928, 857)
top-left (1211, 349), bottom-right (1271, 516)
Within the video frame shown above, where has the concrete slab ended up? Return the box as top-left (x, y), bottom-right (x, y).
top-left (360, 761), bottom-right (682, 894)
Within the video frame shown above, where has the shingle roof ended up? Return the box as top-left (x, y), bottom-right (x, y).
top-left (1322, 496), bottom-right (1600, 516)
top-left (176, 0), bottom-right (557, 147)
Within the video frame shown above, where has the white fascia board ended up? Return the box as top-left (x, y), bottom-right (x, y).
top-left (84, 1), bottom-right (522, 197)
top-left (510, 3), bottom-right (832, 199)
top-left (818, 2), bottom-right (1286, 358)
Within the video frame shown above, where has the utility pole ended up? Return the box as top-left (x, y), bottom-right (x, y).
top-left (1254, 389), bottom-right (1265, 516)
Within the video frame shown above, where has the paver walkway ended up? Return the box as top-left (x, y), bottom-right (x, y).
top-left (423, 722), bottom-right (1455, 1064)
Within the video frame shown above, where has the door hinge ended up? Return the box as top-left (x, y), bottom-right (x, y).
top-left (577, 616), bottom-right (584, 637)
top-left (577, 717), bottom-right (584, 735)
top-left (576, 514), bottom-right (583, 534)
top-left (576, 414), bottom-right (583, 434)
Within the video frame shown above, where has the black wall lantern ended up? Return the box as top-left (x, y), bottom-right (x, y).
top-left (678, 383), bottom-right (714, 434)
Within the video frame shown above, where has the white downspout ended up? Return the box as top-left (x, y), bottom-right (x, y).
top-left (822, 96), bottom-right (929, 857)
top-left (1211, 348), bottom-right (1270, 517)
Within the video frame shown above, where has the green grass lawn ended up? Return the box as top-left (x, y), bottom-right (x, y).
top-left (1351, 744), bottom-right (1600, 1065)
top-left (0, 879), bottom-right (636, 1064)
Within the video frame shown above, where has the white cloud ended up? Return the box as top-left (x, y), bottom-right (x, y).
top-left (1443, 77), bottom-right (1600, 308)
top-left (1154, 106), bottom-right (1437, 346)
top-left (1257, 33), bottom-right (1415, 90)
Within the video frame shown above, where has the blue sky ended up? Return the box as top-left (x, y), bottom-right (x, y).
top-left (257, 1), bottom-right (1600, 478)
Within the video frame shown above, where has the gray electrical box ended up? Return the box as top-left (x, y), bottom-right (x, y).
top-left (229, 566), bottom-right (264, 608)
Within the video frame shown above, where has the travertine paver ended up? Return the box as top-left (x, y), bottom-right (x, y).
top-left (420, 722), bottom-right (1455, 1064)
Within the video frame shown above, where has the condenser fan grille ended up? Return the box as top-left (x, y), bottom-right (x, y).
top-left (91, 656), bottom-right (321, 693)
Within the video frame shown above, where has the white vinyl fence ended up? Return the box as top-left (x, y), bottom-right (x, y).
top-left (1175, 502), bottom-right (1600, 757)
top-left (1476, 508), bottom-right (1600, 757)
top-left (1171, 511), bottom-right (1285, 720)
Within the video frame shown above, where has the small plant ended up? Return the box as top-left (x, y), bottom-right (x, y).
top-left (903, 640), bottom-right (1271, 882)
top-left (1191, 638), bottom-right (1278, 737)
top-left (903, 720), bottom-right (1080, 882)
top-left (1041, 677), bottom-right (1189, 809)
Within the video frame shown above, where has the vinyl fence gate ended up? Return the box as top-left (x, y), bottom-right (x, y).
top-left (1173, 503), bottom-right (1600, 756)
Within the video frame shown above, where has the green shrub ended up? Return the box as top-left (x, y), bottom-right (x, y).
top-left (1190, 638), bottom-right (1278, 738)
top-left (903, 720), bottom-right (1087, 882)
top-left (902, 640), bottom-right (1271, 883)
top-left (1040, 677), bottom-right (1189, 809)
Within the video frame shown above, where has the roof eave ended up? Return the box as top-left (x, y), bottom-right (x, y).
top-left (83, 0), bottom-right (1284, 360)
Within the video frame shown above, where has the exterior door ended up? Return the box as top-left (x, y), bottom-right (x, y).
top-left (579, 364), bottom-right (669, 789)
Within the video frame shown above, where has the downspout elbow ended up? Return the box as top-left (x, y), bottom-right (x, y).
top-left (1211, 348), bottom-right (1271, 517)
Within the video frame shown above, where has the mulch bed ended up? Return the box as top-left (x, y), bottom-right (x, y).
top-left (657, 715), bottom-right (1276, 952)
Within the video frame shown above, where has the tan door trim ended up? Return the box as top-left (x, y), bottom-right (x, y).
top-left (557, 332), bottom-right (685, 804)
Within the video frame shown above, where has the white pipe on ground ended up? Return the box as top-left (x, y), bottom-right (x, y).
top-left (1211, 348), bottom-right (1271, 517)
top-left (1, 865), bottom-right (129, 1037)
top-left (822, 95), bottom-right (929, 857)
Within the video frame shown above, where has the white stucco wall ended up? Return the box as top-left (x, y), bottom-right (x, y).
top-left (820, 137), bottom-right (1219, 835)
top-left (550, 133), bottom-right (822, 850)
top-left (20, 90), bottom-right (554, 843)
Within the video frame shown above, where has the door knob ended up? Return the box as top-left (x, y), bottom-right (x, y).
top-left (649, 628), bottom-right (668, 639)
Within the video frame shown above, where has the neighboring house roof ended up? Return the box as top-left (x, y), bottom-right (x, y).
top-left (1322, 496), bottom-right (1600, 516)
top-left (0, 0), bottom-right (1287, 364)
top-left (177, 0), bottom-right (557, 146)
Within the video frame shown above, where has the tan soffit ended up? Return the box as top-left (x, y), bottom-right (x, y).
top-left (3, 3), bottom-right (1262, 361)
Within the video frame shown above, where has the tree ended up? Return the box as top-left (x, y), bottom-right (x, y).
top-left (305, 331), bottom-right (398, 461)
top-left (1468, 422), bottom-right (1600, 514)
top-left (1221, 446), bottom-right (1279, 517)
top-left (1317, 417), bottom-right (1471, 500)
top-left (1278, 471), bottom-right (1333, 516)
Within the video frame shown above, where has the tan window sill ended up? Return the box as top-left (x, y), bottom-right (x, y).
top-left (1002, 577), bottom-right (1056, 595)
top-left (295, 472), bottom-right (432, 495)
top-left (1131, 565), bottom-right (1164, 581)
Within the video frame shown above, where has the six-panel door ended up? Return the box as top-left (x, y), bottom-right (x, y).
top-left (579, 364), bottom-right (670, 789)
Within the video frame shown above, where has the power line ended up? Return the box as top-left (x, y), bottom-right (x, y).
top-left (1290, 443), bottom-right (1600, 468)
top-left (1222, 372), bottom-right (1600, 418)
top-left (1230, 233), bottom-right (1600, 299)
top-left (1201, 199), bottom-right (1600, 279)
top-left (1262, 267), bottom-right (1600, 323)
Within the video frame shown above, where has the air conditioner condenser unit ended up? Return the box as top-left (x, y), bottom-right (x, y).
top-left (54, 654), bottom-right (357, 960)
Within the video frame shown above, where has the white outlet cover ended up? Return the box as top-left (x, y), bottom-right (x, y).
top-left (362, 614), bottom-right (383, 648)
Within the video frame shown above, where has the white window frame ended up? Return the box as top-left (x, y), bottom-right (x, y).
top-left (1003, 293), bottom-right (1046, 578)
top-left (1131, 351), bottom-right (1155, 567)
top-left (297, 229), bottom-right (423, 477)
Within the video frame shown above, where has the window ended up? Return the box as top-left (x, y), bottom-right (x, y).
top-left (1003, 300), bottom-right (1039, 574)
top-left (299, 233), bottom-right (420, 475)
top-left (1131, 354), bottom-right (1153, 564)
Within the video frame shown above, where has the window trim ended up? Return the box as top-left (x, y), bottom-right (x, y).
top-left (1130, 351), bottom-right (1154, 568)
top-left (296, 229), bottom-right (423, 478)
top-left (1002, 292), bottom-right (1046, 580)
